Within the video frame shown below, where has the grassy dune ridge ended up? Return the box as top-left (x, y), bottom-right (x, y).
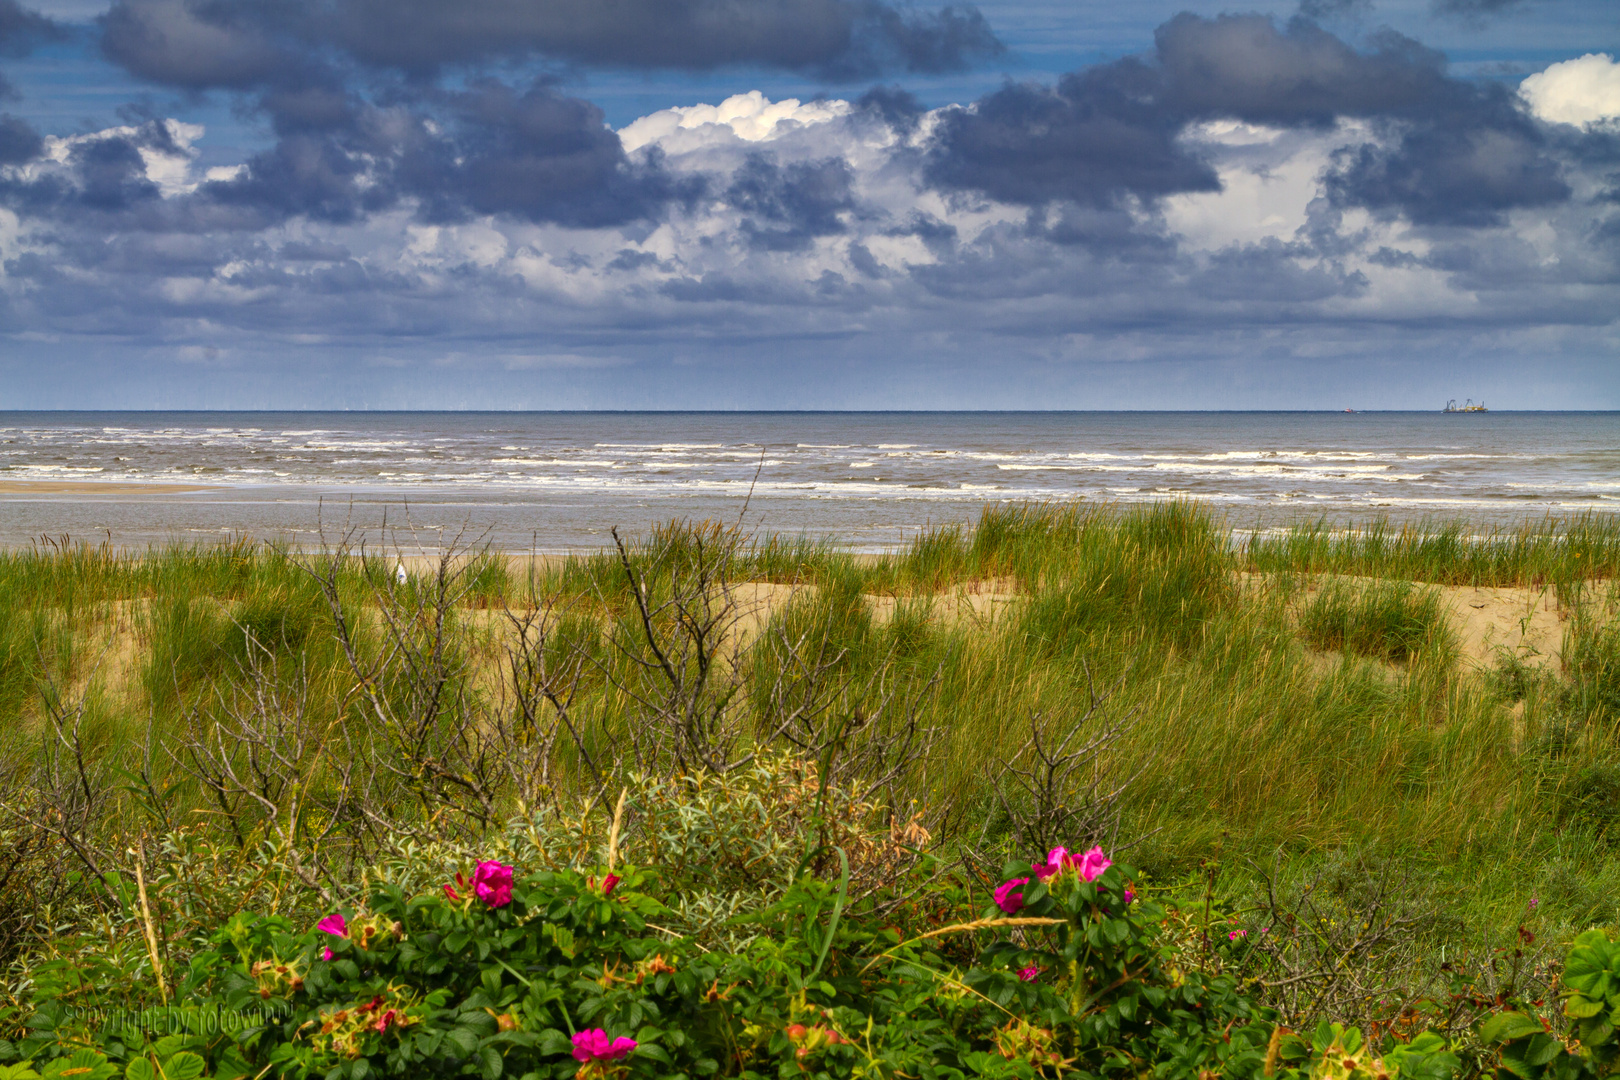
top-left (2, 503), bottom-right (1619, 1026)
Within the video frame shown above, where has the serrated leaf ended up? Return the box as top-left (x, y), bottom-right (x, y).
top-left (636, 1045), bottom-right (672, 1065)
top-left (1480, 1012), bottom-right (1544, 1044)
top-left (1565, 996), bottom-right (1604, 1019)
top-left (1522, 1033), bottom-right (1564, 1068)
top-left (160, 1052), bottom-right (206, 1080)
top-left (444, 1028), bottom-right (480, 1057)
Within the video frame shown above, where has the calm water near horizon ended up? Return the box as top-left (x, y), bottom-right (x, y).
top-left (0, 411), bottom-right (1615, 551)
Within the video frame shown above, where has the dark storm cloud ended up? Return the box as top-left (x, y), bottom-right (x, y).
top-left (924, 66), bottom-right (1220, 207)
top-left (0, 0), bottom-right (60, 101)
top-left (0, 118), bottom-right (177, 213)
top-left (925, 13), bottom-right (1570, 227)
top-left (1191, 239), bottom-right (1369, 302)
top-left (1296, 0), bottom-right (1372, 19)
top-left (1, 79), bottom-right (691, 231)
top-left (403, 82), bottom-right (700, 229)
top-left (330, 0), bottom-right (1001, 79)
top-left (1151, 15), bottom-right (1453, 126)
top-left (853, 85), bottom-right (924, 134)
top-left (203, 130), bottom-right (379, 223)
top-left (98, 0), bottom-right (1001, 88)
top-left (72, 134), bottom-right (161, 209)
top-left (1324, 100), bottom-right (1569, 226)
top-left (0, 0), bottom-right (57, 54)
top-left (1430, 0), bottom-right (1529, 21)
top-left (278, 238), bottom-right (350, 261)
top-left (0, 112), bottom-right (41, 161)
top-left (99, 0), bottom-right (303, 89)
top-left (1035, 203), bottom-right (1176, 256)
top-left (887, 211), bottom-right (958, 257)
top-left (726, 154), bottom-right (856, 250)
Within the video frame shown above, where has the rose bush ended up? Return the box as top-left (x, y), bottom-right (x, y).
top-left (0, 840), bottom-right (1590, 1080)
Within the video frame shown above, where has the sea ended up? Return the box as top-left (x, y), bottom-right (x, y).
top-left (0, 411), bottom-right (1615, 551)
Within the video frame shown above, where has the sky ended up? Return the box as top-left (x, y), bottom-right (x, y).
top-left (0, 0), bottom-right (1616, 409)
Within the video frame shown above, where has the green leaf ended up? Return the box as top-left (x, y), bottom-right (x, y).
top-left (1525, 1033), bottom-right (1566, 1068)
top-left (161, 1052), bottom-right (206, 1080)
top-left (1480, 1012), bottom-right (1544, 1044)
top-left (444, 1028), bottom-right (480, 1058)
top-left (42, 1051), bottom-right (117, 1080)
top-left (1495, 1051), bottom-right (1533, 1080)
top-left (479, 1047), bottom-right (503, 1080)
top-left (1565, 996), bottom-right (1604, 1019)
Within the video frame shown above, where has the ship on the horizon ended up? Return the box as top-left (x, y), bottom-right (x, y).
top-left (1444, 399), bottom-right (1488, 413)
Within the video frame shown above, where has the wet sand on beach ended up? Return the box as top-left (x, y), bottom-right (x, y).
top-left (0, 480), bottom-right (222, 496)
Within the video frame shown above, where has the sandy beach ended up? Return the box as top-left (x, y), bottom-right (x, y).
top-left (0, 480), bottom-right (222, 496)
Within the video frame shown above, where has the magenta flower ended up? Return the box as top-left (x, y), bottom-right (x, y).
top-left (317, 913), bottom-right (346, 960)
top-left (994, 877), bottom-right (1029, 915)
top-left (1123, 888), bottom-right (1135, 904)
top-left (1076, 846), bottom-right (1112, 882)
top-left (1228, 929), bottom-right (1247, 941)
top-left (473, 860), bottom-right (514, 908)
top-left (1031, 845), bottom-right (1112, 883)
top-left (1031, 846), bottom-right (1069, 883)
top-left (572, 1029), bottom-right (637, 1062)
top-left (603, 873), bottom-right (621, 897)
top-left (1018, 965), bottom-right (1040, 983)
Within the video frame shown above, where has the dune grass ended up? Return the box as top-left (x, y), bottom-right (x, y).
top-left (3, 503), bottom-right (1620, 989)
top-left (1244, 514), bottom-right (1620, 588)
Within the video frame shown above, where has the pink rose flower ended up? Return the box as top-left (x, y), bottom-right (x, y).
top-left (1123, 888), bottom-right (1135, 904)
top-left (1031, 846), bottom-right (1069, 883)
top-left (572, 1029), bottom-right (637, 1062)
top-left (603, 873), bottom-right (621, 897)
top-left (317, 913), bottom-right (345, 959)
top-left (1031, 845), bottom-right (1113, 884)
top-left (1076, 846), bottom-right (1112, 882)
top-left (994, 877), bottom-right (1029, 914)
top-left (1228, 929), bottom-right (1247, 941)
top-left (1018, 965), bottom-right (1040, 982)
top-left (473, 860), bottom-right (514, 908)
top-left (376, 1009), bottom-right (397, 1033)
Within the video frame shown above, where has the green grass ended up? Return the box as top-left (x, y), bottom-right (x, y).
top-left (1244, 513), bottom-right (1620, 587)
top-left (3, 504), bottom-right (1620, 992)
top-left (1297, 579), bottom-right (1457, 664)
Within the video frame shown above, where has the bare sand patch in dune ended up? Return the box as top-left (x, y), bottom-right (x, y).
top-left (1438, 583), bottom-right (1566, 671)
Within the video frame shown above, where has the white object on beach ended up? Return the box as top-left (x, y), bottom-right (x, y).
top-left (395, 562), bottom-right (408, 585)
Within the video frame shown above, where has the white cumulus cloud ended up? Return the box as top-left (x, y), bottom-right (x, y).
top-left (618, 91), bottom-right (850, 153)
top-left (1520, 53), bottom-right (1620, 127)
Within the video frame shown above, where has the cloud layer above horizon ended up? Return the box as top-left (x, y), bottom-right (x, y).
top-left (0, 0), bottom-right (1617, 408)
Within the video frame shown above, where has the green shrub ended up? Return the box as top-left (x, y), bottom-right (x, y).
top-left (10, 840), bottom-right (1457, 1080)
